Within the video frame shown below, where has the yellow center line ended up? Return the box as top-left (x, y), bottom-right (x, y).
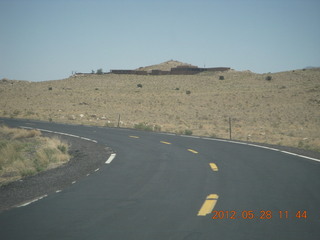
top-left (129, 136), bottom-right (140, 139)
top-left (209, 163), bottom-right (218, 171)
top-left (160, 141), bottom-right (172, 145)
top-left (197, 194), bottom-right (219, 216)
top-left (187, 149), bottom-right (198, 154)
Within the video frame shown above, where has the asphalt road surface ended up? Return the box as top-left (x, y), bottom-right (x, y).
top-left (0, 118), bottom-right (319, 239)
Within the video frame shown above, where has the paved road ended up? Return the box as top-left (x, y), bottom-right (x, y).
top-left (0, 118), bottom-right (319, 239)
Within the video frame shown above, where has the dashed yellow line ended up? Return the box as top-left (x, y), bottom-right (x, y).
top-left (129, 136), bottom-right (140, 138)
top-left (187, 149), bottom-right (198, 154)
top-left (209, 163), bottom-right (218, 171)
top-left (160, 141), bottom-right (172, 145)
top-left (197, 194), bottom-right (219, 216)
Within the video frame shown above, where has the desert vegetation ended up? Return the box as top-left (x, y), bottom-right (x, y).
top-left (0, 125), bottom-right (70, 185)
top-left (0, 63), bottom-right (320, 151)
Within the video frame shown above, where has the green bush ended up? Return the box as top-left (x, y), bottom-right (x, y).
top-left (219, 76), bottom-right (224, 80)
top-left (134, 122), bottom-right (153, 131)
top-left (265, 76), bottom-right (272, 81)
top-left (184, 129), bottom-right (193, 135)
top-left (58, 145), bottom-right (67, 154)
top-left (97, 68), bottom-right (103, 75)
top-left (210, 133), bottom-right (218, 138)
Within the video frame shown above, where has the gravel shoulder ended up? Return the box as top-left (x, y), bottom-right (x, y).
top-left (0, 132), bottom-right (113, 212)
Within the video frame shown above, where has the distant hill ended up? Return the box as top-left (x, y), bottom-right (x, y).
top-left (135, 60), bottom-right (197, 72)
top-left (305, 66), bottom-right (320, 69)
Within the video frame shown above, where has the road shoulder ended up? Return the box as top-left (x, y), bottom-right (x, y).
top-left (0, 132), bottom-right (113, 212)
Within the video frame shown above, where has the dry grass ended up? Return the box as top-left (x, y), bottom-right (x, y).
top-left (0, 126), bottom-right (70, 185)
top-left (1, 66), bottom-right (320, 151)
top-left (0, 125), bottom-right (41, 139)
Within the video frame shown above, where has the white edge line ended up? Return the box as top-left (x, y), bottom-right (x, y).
top-left (280, 151), bottom-right (320, 162)
top-left (105, 153), bottom-right (116, 164)
top-left (201, 137), bottom-right (320, 163)
top-left (19, 126), bottom-right (98, 143)
top-left (18, 194), bottom-right (48, 207)
top-left (56, 132), bottom-right (68, 136)
top-left (80, 137), bottom-right (91, 141)
top-left (158, 132), bottom-right (176, 136)
top-left (19, 126), bottom-right (320, 163)
top-left (37, 128), bottom-right (53, 133)
top-left (181, 135), bottom-right (200, 139)
top-left (19, 126), bottom-right (33, 130)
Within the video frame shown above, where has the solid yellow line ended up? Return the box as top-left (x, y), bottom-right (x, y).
top-left (188, 149), bottom-right (198, 154)
top-left (129, 136), bottom-right (140, 138)
top-left (160, 141), bottom-right (172, 145)
top-left (197, 194), bottom-right (219, 216)
top-left (209, 163), bottom-right (218, 171)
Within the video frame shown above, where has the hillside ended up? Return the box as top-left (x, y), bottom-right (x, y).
top-left (135, 60), bottom-right (197, 72)
top-left (1, 67), bottom-right (320, 151)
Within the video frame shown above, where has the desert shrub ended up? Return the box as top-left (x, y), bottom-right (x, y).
top-left (20, 168), bottom-right (36, 177)
top-left (134, 122), bottom-right (153, 131)
top-left (57, 144), bottom-right (67, 154)
top-left (186, 90), bottom-right (191, 95)
top-left (175, 88), bottom-right (179, 91)
top-left (0, 127), bottom-right (70, 185)
top-left (210, 133), bottom-right (218, 138)
top-left (184, 129), bottom-right (193, 135)
top-left (26, 111), bottom-right (35, 116)
top-left (219, 76), bottom-right (225, 80)
top-left (137, 84), bottom-right (143, 88)
top-left (154, 125), bottom-right (161, 132)
top-left (97, 68), bottom-right (103, 75)
top-left (48, 87), bottom-right (52, 90)
top-left (10, 110), bottom-right (21, 118)
top-left (105, 122), bottom-right (115, 127)
top-left (265, 76), bottom-right (272, 81)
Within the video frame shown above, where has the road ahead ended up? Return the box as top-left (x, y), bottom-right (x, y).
top-left (0, 118), bottom-right (320, 239)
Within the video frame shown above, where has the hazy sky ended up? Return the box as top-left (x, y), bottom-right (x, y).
top-left (1, 0), bottom-right (319, 81)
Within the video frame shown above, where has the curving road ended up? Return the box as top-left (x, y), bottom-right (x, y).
top-left (0, 118), bottom-right (319, 239)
